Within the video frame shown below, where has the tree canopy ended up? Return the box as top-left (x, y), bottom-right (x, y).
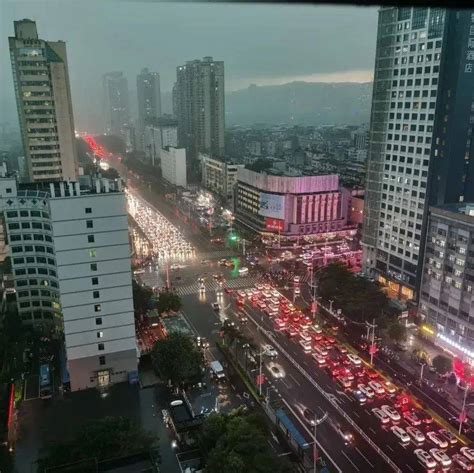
top-left (245, 158), bottom-right (273, 173)
top-left (387, 321), bottom-right (407, 343)
top-left (200, 410), bottom-right (290, 473)
top-left (36, 416), bottom-right (154, 472)
top-left (132, 280), bottom-right (154, 314)
top-left (151, 332), bottom-right (204, 387)
top-left (156, 290), bottom-right (182, 314)
top-left (317, 262), bottom-right (389, 322)
top-left (432, 355), bottom-right (452, 375)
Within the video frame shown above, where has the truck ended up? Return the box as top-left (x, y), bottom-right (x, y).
top-left (210, 360), bottom-right (225, 380)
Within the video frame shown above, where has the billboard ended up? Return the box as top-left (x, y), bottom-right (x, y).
top-left (259, 193), bottom-right (285, 219)
top-left (265, 218), bottom-right (284, 232)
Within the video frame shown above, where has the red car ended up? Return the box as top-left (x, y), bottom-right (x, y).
top-left (366, 369), bottom-right (379, 379)
top-left (353, 367), bottom-right (366, 378)
top-left (236, 298), bottom-right (244, 307)
top-left (224, 287), bottom-right (233, 294)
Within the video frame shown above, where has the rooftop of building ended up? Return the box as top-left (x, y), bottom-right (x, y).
top-left (430, 203), bottom-right (474, 224)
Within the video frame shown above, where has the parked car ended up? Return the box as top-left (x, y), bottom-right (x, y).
top-left (414, 449), bottom-right (437, 470)
top-left (430, 448), bottom-right (452, 467)
top-left (391, 426), bottom-right (410, 443)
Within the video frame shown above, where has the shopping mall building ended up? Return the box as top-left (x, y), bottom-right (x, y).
top-left (234, 169), bottom-right (356, 239)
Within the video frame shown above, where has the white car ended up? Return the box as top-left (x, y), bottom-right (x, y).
top-left (429, 448), bottom-right (452, 468)
top-left (371, 407), bottom-right (390, 424)
top-left (453, 453), bottom-right (474, 471)
top-left (381, 405), bottom-right (401, 422)
top-left (414, 449), bottom-right (437, 470)
top-left (406, 426), bottom-right (426, 443)
top-left (357, 384), bottom-right (375, 398)
top-left (347, 353), bottom-right (362, 366)
top-left (300, 331), bottom-right (312, 342)
top-left (438, 428), bottom-right (458, 445)
top-left (294, 287), bottom-right (301, 295)
top-left (293, 275), bottom-right (301, 283)
top-left (268, 362), bottom-right (285, 379)
top-left (426, 431), bottom-right (449, 449)
top-left (460, 447), bottom-right (474, 462)
top-left (312, 353), bottom-right (326, 366)
top-left (263, 344), bottom-right (278, 358)
top-left (368, 381), bottom-right (385, 395)
top-left (300, 340), bottom-right (312, 353)
top-left (391, 426), bottom-right (410, 443)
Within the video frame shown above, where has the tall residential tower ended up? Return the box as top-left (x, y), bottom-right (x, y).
top-left (136, 68), bottom-right (161, 150)
top-left (9, 19), bottom-right (78, 183)
top-left (175, 57), bottom-right (225, 169)
top-left (102, 71), bottom-right (130, 139)
top-left (362, 7), bottom-right (474, 300)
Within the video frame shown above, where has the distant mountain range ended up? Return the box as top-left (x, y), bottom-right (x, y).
top-left (162, 81), bottom-right (373, 126)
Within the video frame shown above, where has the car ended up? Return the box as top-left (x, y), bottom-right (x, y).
top-left (268, 363), bottom-right (285, 379)
top-left (381, 405), bottom-right (401, 422)
top-left (294, 287), bottom-right (301, 295)
top-left (438, 428), bottom-right (458, 445)
top-left (453, 453), bottom-right (474, 471)
top-left (353, 367), bottom-right (365, 378)
top-left (384, 381), bottom-right (397, 394)
top-left (406, 426), bottom-right (426, 443)
top-left (357, 384), bottom-right (375, 398)
top-left (293, 275), bottom-right (301, 283)
top-left (196, 337), bottom-right (210, 349)
top-left (414, 409), bottom-right (433, 425)
top-left (325, 335), bottom-right (336, 344)
top-left (300, 340), bottom-right (313, 353)
top-left (391, 426), bottom-right (410, 443)
top-left (338, 377), bottom-right (352, 389)
top-left (262, 344), bottom-right (278, 358)
top-left (429, 448), bottom-right (452, 467)
top-left (302, 408), bottom-right (318, 426)
top-left (368, 381), bottom-right (385, 395)
top-left (312, 353), bottom-right (327, 366)
top-left (238, 314), bottom-right (248, 324)
top-left (403, 410), bottom-right (422, 426)
top-left (211, 302), bottom-right (220, 311)
top-left (336, 345), bottom-right (348, 354)
top-left (414, 449), bottom-right (437, 470)
top-left (460, 447), bottom-right (474, 462)
top-left (285, 325), bottom-right (299, 337)
top-left (347, 354), bottom-right (362, 366)
top-left (334, 425), bottom-right (354, 445)
top-left (426, 431), bottom-right (449, 449)
top-left (352, 389), bottom-right (367, 404)
top-left (300, 331), bottom-right (312, 342)
top-left (366, 369), bottom-right (379, 379)
top-left (224, 287), bottom-right (233, 294)
top-left (371, 407), bottom-right (390, 424)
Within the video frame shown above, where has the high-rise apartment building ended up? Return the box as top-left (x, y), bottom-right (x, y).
top-left (0, 171), bottom-right (137, 391)
top-left (137, 68), bottom-right (161, 126)
top-left (175, 57), bottom-right (225, 167)
top-left (362, 8), bottom-right (474, 300)
top-left (103, 72), bottom-right (130, 139)
top-left (9, 19), bottom-right (78, 183)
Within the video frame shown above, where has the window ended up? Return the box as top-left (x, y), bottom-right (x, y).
top-left (97, 331), bottom-right (103, 338)
top-left (85, 207), bottom-right (92, 214)
top-left (89, 249), bottom-right (96, 257)
top-left (98, 343), bottom-right (104, 351)
top-left (95, 317), bottom-right (102, 325)
top-left (87, 235), bottom-right (95, 243)
top-left (99, 356), bottom-right (106, 366)
top-left (86, 220), bottom-right (93, 229)
top-left (91, 263), bottom-right (97, 271)
top-left (93, 291), bottom-right (100, 299)
top-left (94, 304), bottom-right (101, 312)
top-left (92, 277), bottom-right (99, 285)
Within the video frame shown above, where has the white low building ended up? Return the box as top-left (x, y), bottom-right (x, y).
top-left (160, 146), bottom-right (187, 188)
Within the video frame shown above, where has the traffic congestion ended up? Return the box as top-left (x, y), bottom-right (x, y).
top-left (215, 276), bottom-right (474, 472)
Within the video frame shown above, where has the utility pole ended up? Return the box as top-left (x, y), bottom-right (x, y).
top-left (166, 262), bottom-right (170, 289)
top-left (419, 362), bottom-right (426, 385)
top-left (312, 411), bottom-right (328, 473)
top-left (365, 318), bottom-right (377, 366)
top-left (459, 386), bottom-right (469, 435)
top-left (258, 349), bottom-right (263, 396)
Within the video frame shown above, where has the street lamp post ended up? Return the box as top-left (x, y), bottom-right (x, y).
top-left (329, 300), bottom-right (334, 313)
top-left (365, 319), bottom-right (377, 366)
top-left (459, 386), bottom-right (470, 435)
top-left (312, 411), bottom-right (328, 473)
top-left (419, 362), bottom-right (426, 385)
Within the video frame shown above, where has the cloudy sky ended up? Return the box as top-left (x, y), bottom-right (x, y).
top-left (0, 0), bottom-right (378, 131)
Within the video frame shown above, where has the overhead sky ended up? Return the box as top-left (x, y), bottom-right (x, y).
top-left (0, 0), bottom-right (378, 131)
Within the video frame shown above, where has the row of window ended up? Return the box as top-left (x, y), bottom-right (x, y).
top-left (10, 233), bottom-right (52, 243)
top-left (17, 279), bottom-right (58, 288)
top-left (19, 300), bottom-right (54, 308)
top-left (13, 255), bottom-right (55, 266)
top-left (18, 288), bottom-right (57, 299)
top-left (32, 169), bottom-right (62, 176)
top-left (393, 53), bottom-right (440, 65)
top-left (15, 267), bottom-right (56, 277)
top-left (11, 245), bottom-right (54, 254)
top-left (32, 161), bottom-right (62, 168)
top-left (7, 210), bottom-right (49, 219)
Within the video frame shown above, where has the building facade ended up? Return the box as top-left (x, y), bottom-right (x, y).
top-left (362, 7), bottom-right (474, 300)
top-left (175, 57), bottom-right (225, 164)
top-left (9, 19), bottom-right (78, 183)
top-left (419, 204), bottom-right (474, 361)
top-left (0, 172), bottom-right (137, 391)
top-left (200, 154), bottom-right (243, 201)
top-left (161, 147), bottom-right (187, 188)
top-left (102, 72), bottom-right (130, 139)
top-left (234, 168), bottom-right (352, 238)
top-left (144, 117), bottom-right (178, 166)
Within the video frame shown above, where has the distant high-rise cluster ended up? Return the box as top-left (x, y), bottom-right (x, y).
top-left (102, 71), bottom-right (130, 139)
top-left (8, 19), bottom-right (78, 183)
top-left (362, 7), bottom-right (474, 300)
top-left (175, 57), bottom-right (225, 167)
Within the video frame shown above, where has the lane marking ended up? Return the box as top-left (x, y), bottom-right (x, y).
top-left (289, 373), bottom-right (301, 386)
top-left (405, 464), bottom-right (414, 472)
top-left (355, 447), bottom-right (375, 468)
top-left (342, 451), bottom-right (360, 472)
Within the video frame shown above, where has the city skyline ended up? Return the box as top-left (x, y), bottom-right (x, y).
top-left (0, 1), bottom-right (377, 132)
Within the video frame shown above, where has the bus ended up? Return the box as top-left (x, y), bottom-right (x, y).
top-left (39, 363), bottom-right (52, 399)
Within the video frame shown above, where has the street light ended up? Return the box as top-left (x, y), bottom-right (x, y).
top-left (312, 411), bottom-right (328, 473)
top-left (419, 362), bottom-right (427, 386)
top-left (459, 385), bottom-right (470, 435)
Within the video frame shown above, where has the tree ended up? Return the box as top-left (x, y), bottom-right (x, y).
top-left (37, 416), bottom-right (154, 472)
top-left (132, 280), bottom-right (154, 314)
top-left (317, 262), bottom-right (389, 322)
top-left (432, 355), bottom-right (452, 375)
top-left (202, 410), bottom-right (290, 473)
top-left (245, 158), bottom-right (273, 173)
top-left (387, 321), bottom-right (407, 343)
top-left (151, 332), bottom-right (204, 387)
top-left (156, 290), bottom-right (182, 314)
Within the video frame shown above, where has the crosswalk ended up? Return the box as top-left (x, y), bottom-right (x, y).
top-left (174, 276), bottom-right (261, 296)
